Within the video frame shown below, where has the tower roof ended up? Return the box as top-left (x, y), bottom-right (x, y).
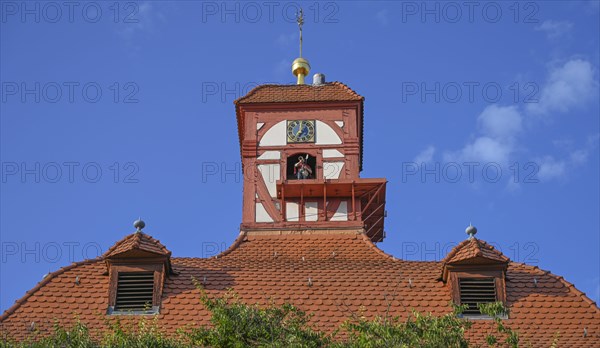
top-left (234, 82), bottom-right (364, 104)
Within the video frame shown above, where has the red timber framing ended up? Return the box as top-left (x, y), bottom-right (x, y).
top-left (236, 102), bottom-right (363, 174)
top-left (236, 99), bottom-right (362, 140)
top-left (273, 178), bottom-right (387, 242)
top-left (238, 103), bottom-right (364, 229)
top-left (237, 101), bottom-right (362, 228)
top-left (235, 84), bottom-right (388, 242)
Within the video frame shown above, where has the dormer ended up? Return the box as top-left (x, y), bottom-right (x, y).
top-left (103, 220), bottom-right (173, 315)
top-left (441, 225), bottom-right (509, 317)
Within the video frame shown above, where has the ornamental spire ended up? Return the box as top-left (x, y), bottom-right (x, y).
top-left (292, 8), bottom-right (310, 84)
top-left (298, 8), bottom-right (304, 58)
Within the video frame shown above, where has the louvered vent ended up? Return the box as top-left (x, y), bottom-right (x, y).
top-left (459, 278), bottom-right (497, 315)
top-left (115, 272), bottom-right (154, 311)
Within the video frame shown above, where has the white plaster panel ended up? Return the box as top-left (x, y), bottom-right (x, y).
top-left (259, 121), bottom-right (286, 146)
top-left (256, 202), bottom-right (273, 222)
top-left (323, 161), bottom-right (345, 179)
top-left (257, 122), bottom-right (265, 130)
top-left (258, 164), bottom-right (280, 198)
top-left (316, 121), bottom-right (342, 145)
top-left (322, 149), bottom-right (344, 158)
top-left (331, 201), bottom-right (348, 221)
top-left (286, 202), bottom-right (299, 221)
top-left (257, 151), bottom-right (281, 160)
top-left (305, 202), bottom-right (318, 221)
top-left (335, 121), bottom-right (344, 128)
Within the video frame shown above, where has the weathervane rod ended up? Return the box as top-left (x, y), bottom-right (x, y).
top-left (291, 7), bottom-right (310, 84)
top-left (297, 8), bottom-right (304, 58)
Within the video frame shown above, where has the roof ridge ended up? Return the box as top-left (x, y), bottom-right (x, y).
top-left (210, 230), bottom-right (399, 262)
top-left (132, 231), bottom-right (142, 249)
top-left (233, 83), bottom-right (297, 104)
top-left (330, 81), bottom-right (364, 100)
top-left (441, 239), bottom-right (470, 263)
top-left (356, 232), bottom-right (401, 261)
top-left (0, 258), bottom-right (103, 322)
top-left (234, 81), bottom-right (364, 105)
top-left (168, 256), bottom-right (442, 264)
top-left (442, 238), bottom-right (509, 264)
top-left (477, 238), bottom-right (509, 261)
top-left (212, 231), bottom-right (248, 259)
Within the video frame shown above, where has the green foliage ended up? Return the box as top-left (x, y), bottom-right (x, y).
top-left (1, 297), bottom-right (522, 348)
top-left (2, 317), bottom-right (182, 348)
top-left (332, 304), bottom-right (472, 348)
top-left (184, 289), bottom-right (327, 347)
top-left (4, 319), bottom-right (97, 348)
top-left (100, 317), bottom-right (180, 348)
top-left (478, 302), bottom-right (519, 348)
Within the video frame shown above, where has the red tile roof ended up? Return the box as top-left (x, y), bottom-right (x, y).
top-left (442, 237), bottom-right (509, 265)
top-left (103, 231), bottom-right (171, 258)
top-left (234, 82), bottom-right (364, 104)
top-left (1, 231), bottom-right (598, 347)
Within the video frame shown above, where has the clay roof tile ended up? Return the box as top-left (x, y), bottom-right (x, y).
top-left (103, 231), bottom-right (171, 258)
top-left (234, 82), bottom-right (364, 104)
top-left (1, 232), bottom-right (598, 347)
top-left (442, 238), bottom-right (509, 265)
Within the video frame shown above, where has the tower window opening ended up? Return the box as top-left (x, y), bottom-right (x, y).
top-left (287, 154), bottom-right (316, 180)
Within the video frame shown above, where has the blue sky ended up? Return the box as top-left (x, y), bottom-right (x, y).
top-left (1, 1), bottom-right (599, 312)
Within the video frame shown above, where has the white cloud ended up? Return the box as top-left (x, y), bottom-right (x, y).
top-left (115, 2), bottom-right (167, 43)
top-left (445, 105), bottom-right (521, 165)
top-left (569, 149), bottom-right (589, 165)
top-left (534, 20), bottom-right (573, 40)
top-left (414, 145), bottom-right (435, 163)
top-left (456, 136), bottom-right (512, 164)
top-left (424, 58), bottom-right (597, 186)
top-left (536, 156), bottom-right (567, 181)
top-left (568, 134), bottom-right (599, 166)
top-left (527, 59), bottom-right (597, 116)
top-left (478, 105), bottom-right (522, 139)
top-left (535, 135), bottom-right (598, 182)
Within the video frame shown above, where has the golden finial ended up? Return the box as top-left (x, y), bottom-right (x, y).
top-left (292, 8), bottom-right (310, 85)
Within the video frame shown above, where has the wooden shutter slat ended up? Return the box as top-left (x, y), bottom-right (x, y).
top-left (459, 278), bottom-right (497, 315)
top-left (114, 271), bottom-right (155, 311)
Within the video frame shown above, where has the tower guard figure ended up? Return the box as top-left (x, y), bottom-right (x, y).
top-left (294, 154), bottom-right (313, 179)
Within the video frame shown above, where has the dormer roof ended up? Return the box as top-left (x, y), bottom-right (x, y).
top-left (441, 237), bottom-right (510, 282)
top-left (103, 232), bottom-right (171, 259)
top-left (443, 238), bottom-right (509, 265)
